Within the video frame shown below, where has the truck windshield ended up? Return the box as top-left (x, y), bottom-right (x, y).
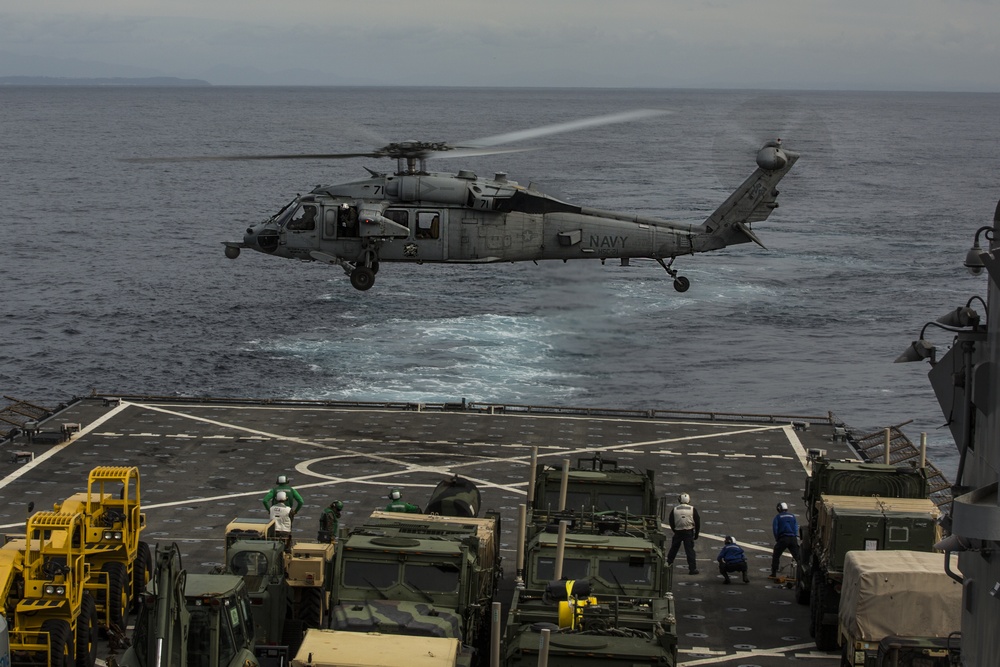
top-left (343, 559), bottom-right (397, 588)
top-left (598, 559), bottom-right (652, 586)
top-left (403, 563), bottom-right (460, 593)
top-left (535, 557), bottom-right (589, 581)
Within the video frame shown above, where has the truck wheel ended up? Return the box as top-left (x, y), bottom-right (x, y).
top-left (76, 593), bottom-right (98, 667)
top-left (133, 541), bottom-right (153, 608)
top-left (297, 587), bottom-right (325, 628)
top-left (42, 618), bottom-right (74, 667)
top-left (102, 562), bottom-right (129, 630)
top-left (795, 560), bottom-right (810, 605)
top-left (814, 574), bottom-right (839, 651)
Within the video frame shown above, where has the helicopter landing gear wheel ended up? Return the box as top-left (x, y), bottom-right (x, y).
top-left (350, 266), bottom-right (376, 291)
top-left (656, 257), bottom-right (690, 292)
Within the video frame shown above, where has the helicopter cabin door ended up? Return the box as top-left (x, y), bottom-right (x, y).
top-left (283, 203), bottom-right (319, 256)
top-left (377, 208), bottom-right (447, 262)
top-left (321, 204), bottom-right (362, 254)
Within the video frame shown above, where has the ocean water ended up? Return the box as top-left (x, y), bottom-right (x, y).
top-left (3, 86), bottom-right (1000, 479)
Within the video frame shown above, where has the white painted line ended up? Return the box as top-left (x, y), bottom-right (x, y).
top-left (0, 400), bottom-right (132, 491)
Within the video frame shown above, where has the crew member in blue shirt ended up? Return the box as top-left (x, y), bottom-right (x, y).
top-left (717, 535), bottom-right (749, 584)
top-left (771, 501), bottom-right (801, 577)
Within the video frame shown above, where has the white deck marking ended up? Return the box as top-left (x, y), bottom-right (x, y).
top-left (679, 642), bottom-right (818, 666)
top-left (0, 400), bottom-right (131, 490)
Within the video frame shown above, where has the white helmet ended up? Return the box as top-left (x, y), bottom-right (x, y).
top-left (389, 489), bottom-right (402, 501)
top-left (275, 491), bottom-right (288, 502)
top-left (777, 501), bottom-right (788, 512)
top-left (678, 493), bottom-right (690, 504)
top-left (277, 475), bottom-right (288, 484)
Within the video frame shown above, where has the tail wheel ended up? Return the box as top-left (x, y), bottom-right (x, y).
top-left (102, 562), bottom-right (129, 630)
top-left (296, 587), bottom-right (325, 628)
top-left (133, 541), bottom-right (153, 609)
top-left (76, 592), bottom-right (98, 667)
top-left (42, 618), bottom-right (74, 667)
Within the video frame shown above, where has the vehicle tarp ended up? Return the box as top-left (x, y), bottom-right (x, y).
top-left (838, 550), bottom-right (961, 642)
top-left (292, 628), bottom-right (459, 667)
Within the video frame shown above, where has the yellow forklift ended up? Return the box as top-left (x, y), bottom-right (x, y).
top-left (54, 466), bottom-right (150, 638)
top-left (1, 510), bottom-right (97, 667)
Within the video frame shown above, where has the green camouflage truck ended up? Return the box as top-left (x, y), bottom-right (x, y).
top-left (796, 451), bottom-right (939, 651)
top-left (503, 456), bottom-right (677, 666)
top-left (329, 510), bottom-right (501, 667)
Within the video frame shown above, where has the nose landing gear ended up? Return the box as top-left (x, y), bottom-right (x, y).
top-left (656, 258), bottom-right (690, 292)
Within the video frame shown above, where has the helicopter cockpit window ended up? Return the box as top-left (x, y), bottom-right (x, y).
top-left (287, 205), bottom-right (317, 231)
top-left (415, 211), bottom-right (440, 240)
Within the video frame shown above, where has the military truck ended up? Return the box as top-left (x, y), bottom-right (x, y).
top-left (522, 456), bottom-right (670, 597)
top-left (529, 455), bottom-right (657, 516)
top-left (796, 451), bottom-right (939, 651)
top-left (838, 550), bottom-right (961, 667)
top-left (221, 517), bottom-right (335, 648)
top-left (1, 511), bottom-right (97, 667)
top-left (291, 628), bottom-right (463, 667)
top-left (503, 582), bottom-right (677, 666)
top-left (114, 543), bottom-right (259, 667)
top-left (54, 466), bottom-right (150, 634)
top-left (329, 509), bottom-right (500, 665)
top-left (503, 456), bottom-right (677, 666)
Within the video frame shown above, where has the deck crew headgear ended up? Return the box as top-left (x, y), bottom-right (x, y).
top-left (678, 493), bottom-right (690, 504)
top-left (777, 502), bottom-right (788, 512)
top-left (277, 475), bottom-right (288, 484)
top-left (389, 489), bottom-right (402, 501)
top-left (275, 491), bottom-right (288, 502)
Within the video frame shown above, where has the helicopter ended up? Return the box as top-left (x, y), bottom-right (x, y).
top-left (138, 110), bottom-right (799, 291)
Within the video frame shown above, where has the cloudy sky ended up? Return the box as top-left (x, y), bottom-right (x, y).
top-left (1, 0), bottom-right (998, 90)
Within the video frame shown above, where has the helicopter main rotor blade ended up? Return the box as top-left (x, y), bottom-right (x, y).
top-left (453, 108), bottom-right (670, 149)
top-left (123, 151), bottom-right (382, 163)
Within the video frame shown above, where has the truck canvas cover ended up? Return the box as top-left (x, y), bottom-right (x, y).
top-left (292, 628), bottom-right (459, 667)
top-left (838, 550), bottom-right (961, 641)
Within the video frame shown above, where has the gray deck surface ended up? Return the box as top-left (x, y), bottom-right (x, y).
top-left (0, 396), bottom-right (853, 666)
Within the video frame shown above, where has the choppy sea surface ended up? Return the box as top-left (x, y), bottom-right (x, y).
top-left (3, 86), bottom-right (1000, 478)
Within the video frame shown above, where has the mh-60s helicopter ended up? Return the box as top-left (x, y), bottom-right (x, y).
top-left (142, 110), bottom-right (799, 291)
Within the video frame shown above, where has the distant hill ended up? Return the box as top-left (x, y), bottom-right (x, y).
top-left (0, 76), bottom-right (211, 86)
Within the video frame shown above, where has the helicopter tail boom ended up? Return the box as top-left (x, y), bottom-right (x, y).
top-left (695, 141), bottom-right (799, 252)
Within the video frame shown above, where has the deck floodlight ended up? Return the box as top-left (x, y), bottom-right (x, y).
top-left (895, 339), bottom-right (936, 365)
top-left (937, 306), bottom-right (981, 329)
top-left (965, 226), bottom-right (994, 275)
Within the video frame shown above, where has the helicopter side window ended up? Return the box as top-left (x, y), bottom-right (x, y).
top-left (415, 211), bottom-right (440, 240)
top-left (384, 209), bottom-right (408, 231)
top-left (287, 205), bottom-right (316, 231)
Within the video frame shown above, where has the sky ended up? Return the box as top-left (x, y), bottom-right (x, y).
top-left (1, 0), bottom-right (998, 91)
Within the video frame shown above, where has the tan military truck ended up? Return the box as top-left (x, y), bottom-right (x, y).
top-left (838, 550), bottom-right (961, 666)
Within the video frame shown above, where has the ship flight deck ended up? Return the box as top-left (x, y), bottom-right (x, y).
top-left (1, 395), bottom-right (898, 666)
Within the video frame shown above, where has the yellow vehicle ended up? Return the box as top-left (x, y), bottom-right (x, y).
top-left (54, 466), bottom-right (150, 633)
top-left (1, 510), bottom-right (97, 667)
